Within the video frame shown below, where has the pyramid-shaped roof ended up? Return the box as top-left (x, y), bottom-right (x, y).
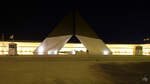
top-left (48, 11), bottom-right (98, 38)
top-left (48, 12), bottom-right (74, 37)
top-left (75, 11), bottom-right (99, 39)
top-left (34, 11), bottom-right (112, 55)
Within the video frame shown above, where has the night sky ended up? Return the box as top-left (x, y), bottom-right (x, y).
top-left (0, 1), bottom-right (150, 43)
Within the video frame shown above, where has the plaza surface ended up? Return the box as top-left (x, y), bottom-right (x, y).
top-left (0, 55), bottom-right (150, 84)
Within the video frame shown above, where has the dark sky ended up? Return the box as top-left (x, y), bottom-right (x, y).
top-left (0, 1), bottom-right (150, 43)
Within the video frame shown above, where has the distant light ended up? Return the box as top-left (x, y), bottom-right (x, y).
top-left (144, 38), bottom-right (150, 41)
top-left (103, 50), bottom-right (109, 55)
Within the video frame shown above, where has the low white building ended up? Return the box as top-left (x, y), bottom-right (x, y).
top-left (0, 41), bottom-right (150, 55)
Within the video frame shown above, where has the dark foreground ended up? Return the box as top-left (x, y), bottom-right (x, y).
top-left (0, 55), bottom-right (150, 84)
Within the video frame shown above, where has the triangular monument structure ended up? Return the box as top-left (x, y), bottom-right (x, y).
top-left (34, 11), bottom-right (112, 55)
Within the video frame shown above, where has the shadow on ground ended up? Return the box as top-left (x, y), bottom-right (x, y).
top-left (91, 62), bottom-right (150, 84)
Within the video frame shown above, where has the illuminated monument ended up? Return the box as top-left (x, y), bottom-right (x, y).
top-left (34, 11), bottom-right (112, 55)
top-left (0, 12), bottom-right (148, 56)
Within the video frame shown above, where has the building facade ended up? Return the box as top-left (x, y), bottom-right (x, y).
top-left (0, 41), bottom-right (150, 55)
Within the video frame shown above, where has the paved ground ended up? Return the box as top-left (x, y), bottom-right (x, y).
top-left (0, 55), bottom-right (150, 84)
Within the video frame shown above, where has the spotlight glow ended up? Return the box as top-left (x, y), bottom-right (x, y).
top-left (103, 50), bottom-right (109, 55)
top-left (72, 50), bottom-right (76, 54)
top-left (38, 47), bottom-right (44, 55)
